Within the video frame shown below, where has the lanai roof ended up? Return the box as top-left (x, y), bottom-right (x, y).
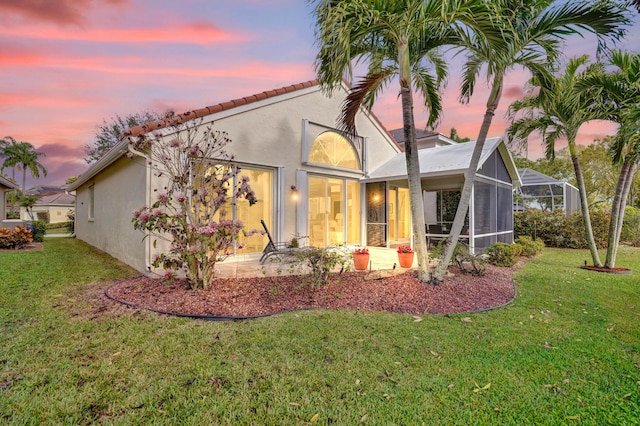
top-left (365, 137), bottom-right (521, 187)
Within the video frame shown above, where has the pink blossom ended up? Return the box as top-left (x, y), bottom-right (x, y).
top-left (139, 212), bottom-right (151, 222)
top-left (153, 208), bottom-right (163, 217)
top-left (157, 193), bottom-right (169, 204)
top-left (169, 138), bottom-right (180, 148)
top-left (176, 194), bottom-right (186, 203)
top-left (133, 209), bottom-right (141, 218)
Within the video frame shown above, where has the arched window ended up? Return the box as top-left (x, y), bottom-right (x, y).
top-left (308, 131), bottom-right (359, 170)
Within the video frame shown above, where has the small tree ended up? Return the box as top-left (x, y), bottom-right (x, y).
top-left (130, 120), bottom-right (258, 289)
top-left (85, 111), bottom-right (171, 163)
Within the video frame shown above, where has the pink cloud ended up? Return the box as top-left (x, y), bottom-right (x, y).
top-left (0, 0), bottom-right (128, 26)
top-left (0, 22), bottom-right (249, 45)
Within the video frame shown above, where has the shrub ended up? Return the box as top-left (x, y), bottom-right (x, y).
top-left (66, 210), bottom-right (75, 234)
top-left (0, 226), bottom-right (33, 249)
top-left (294, 246), bottom-right (351, 287)
top-left (26, 220), bottom-right (46, 242)
top-left (515, 236), bottom-right (544, 257)
top-left (514, 209), bottom-right (609, 249)
top-left (485, 242), bottom-right (519, 267)
top-left (621, 206), bottom-right (640, 247)
top-left (430, 241), bottom-right (486, 276)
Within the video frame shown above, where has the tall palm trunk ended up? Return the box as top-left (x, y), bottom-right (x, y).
top-left (568, 140), bottom-right (603, 267)
top-left (431, 77), bottom-right (503, 283)
top-left (398, 39), bottom-right (429, 282)
top-left (605, 158), bottom-right (636, 267)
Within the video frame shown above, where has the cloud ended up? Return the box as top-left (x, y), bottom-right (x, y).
top-left (0, 22), bottom-right (249, 45)
top-left (0, 0), bottom-right (127, 26)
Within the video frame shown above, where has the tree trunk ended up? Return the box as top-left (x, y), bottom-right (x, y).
top-left (398, 39), bottom-right (429, 282)
top-left (606, 159), bottom-right (637, 268)
top-left (430, 78), bottom-right (503, 284)
top-left (569, 150), bottom-right (603, 267)
top-left (605, 157), bottom-right (630, 267)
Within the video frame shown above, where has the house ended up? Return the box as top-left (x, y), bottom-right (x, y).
top-left (1, 175), bottom-right (19, 226)
top-left (68, 80), bottom-right (520, 275)
top-left (20, 192), bottom-right (75, 223)
top-left (514, 168), bottom-right (580, 216)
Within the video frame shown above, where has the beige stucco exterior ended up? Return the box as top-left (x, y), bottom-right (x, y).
top-left (1, 176), bottom-right (19, 227)
top-left (70, 82), bottom-right (400, 275)
top-left (74, 155), bottom-right (148, 271)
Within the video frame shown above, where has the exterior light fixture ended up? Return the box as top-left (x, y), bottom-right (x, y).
top-left (291, 185), bottom-right (299, 201)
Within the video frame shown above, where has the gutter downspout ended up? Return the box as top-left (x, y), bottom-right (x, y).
top-left (127, 142), bottom-right (154, 273)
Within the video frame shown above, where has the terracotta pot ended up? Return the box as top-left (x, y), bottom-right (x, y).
top-left (353, 253), bottom-right (370, 270)
top-left (397, 252), bottom-right (414, 268)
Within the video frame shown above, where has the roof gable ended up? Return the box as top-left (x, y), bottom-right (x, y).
top-left (366, 137), bottom-right (521, 186)
top-left (125, 80), bottom-right (320, 138)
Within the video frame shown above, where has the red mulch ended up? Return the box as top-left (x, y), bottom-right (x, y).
top-left (0, 243), bottom-right (43, 252)
top-left (106, 262), bottom-right (521, 318)
top-left (580, 265), bottom-right (632, 274)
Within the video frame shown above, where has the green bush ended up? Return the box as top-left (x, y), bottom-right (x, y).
top-left (26, 220), bottom-right (46, 242)
top-left (485, 242), bottom-right (519, 267)
top-left (621, 206), bottom-right (640, 247)
top-left (515, 236), bottom-right (544, 256)
top-left (294, 246), bottom-right (351, 287)
top-left (514, 209), bottom-right (609, 249)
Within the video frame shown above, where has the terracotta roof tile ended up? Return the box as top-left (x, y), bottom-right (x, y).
top-left (125, 80), bottom-right (319, 137)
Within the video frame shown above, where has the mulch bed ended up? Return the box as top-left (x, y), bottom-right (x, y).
top-left (580, 265), bottom-right (632, 274)
top-left (105, 262), bottom-right (521, 319)
top-left (0, 243), bottom-right (43, 252)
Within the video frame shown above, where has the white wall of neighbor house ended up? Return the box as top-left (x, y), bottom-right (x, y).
top-left (75, 155), bottom-right (148, 272)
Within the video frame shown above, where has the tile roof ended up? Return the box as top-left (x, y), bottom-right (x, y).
top-left (125, 80), bottom-right (320, 137)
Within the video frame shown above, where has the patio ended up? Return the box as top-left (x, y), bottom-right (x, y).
top-left (214, 246), bottom-right (416, 279)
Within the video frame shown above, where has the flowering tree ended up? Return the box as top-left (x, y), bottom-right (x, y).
top-left (129, 120), bottom-right (258, 289)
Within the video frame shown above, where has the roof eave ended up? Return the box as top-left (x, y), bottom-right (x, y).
top-left (67, 140), bottom-right (129, 191)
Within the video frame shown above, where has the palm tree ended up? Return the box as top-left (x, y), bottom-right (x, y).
top-left (431, 0), bottom-right (628, 282)
top-left (507, 55), bottom-right (609, 266)
top-left (1, 138), bottom-right (47, 192)
top-left (581, 50), bottom-right (640, 268)
top-left (311, 0), bottom-right (489, 282)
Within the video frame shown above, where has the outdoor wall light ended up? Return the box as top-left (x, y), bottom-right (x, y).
top-left (290, 185), bottom-right (299, 201)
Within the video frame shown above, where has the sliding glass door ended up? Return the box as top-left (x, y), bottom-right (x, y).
top-left (308, 176), bottom-right (360, 247)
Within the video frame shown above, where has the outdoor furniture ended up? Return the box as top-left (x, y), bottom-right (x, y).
top-left (426, 223), bottom-right (470, 249)
top-left (259, 220), bottom-right (311, 264)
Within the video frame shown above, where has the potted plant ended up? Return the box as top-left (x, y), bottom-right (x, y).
top-left (353, 247), bottom-right (370, 270)
top-left (397, 245), bottom-right (414, 268)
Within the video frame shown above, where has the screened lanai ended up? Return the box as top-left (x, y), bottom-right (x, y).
top-left (364, 137), bottom-right (522, 253)
top-left (514, 168), bottom-right (580, 216)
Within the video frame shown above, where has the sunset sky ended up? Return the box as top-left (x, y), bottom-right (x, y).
top-left (1, 0), bottom-right (639, 189)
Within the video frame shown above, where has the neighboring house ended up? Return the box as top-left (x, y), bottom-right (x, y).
top-left (1, 176), bottom-right (19, 227)
top-left (389, 128), bottom-right (456, 150)
top-left (68, 80), bottom-right (520, 275)
top-left (20, 192), bottom-right (75, 223)
top-left (514, 168), bottom-right (580, 216)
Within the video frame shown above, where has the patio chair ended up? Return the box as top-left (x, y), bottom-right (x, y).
top-left (259, 219), bottom-right (296, 264)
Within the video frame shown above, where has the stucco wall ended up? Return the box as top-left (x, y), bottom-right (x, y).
top-left (75, 155), bottom-right (148, 272)
top-left (147, 86), bottom-right (399, 250)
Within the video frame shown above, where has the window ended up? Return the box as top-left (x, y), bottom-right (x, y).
top-left (194, 163), bottom-right (273, 254)
top-left (88, 184), bottom-right (95, 221)
top-left (309, 131), bottom-right (359, 170)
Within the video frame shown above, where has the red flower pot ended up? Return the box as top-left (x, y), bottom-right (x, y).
top-left (397, 252), bottom-right (414, 268)
top-left (353, 253), bottom-right (370, 270)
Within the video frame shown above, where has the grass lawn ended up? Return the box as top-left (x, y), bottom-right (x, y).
top-left (1, 238), bottom-right (638, 424)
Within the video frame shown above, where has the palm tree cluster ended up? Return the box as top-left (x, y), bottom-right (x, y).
top-left (311, 0), bottom-right (629, 283)
top-left (1, 136), bottom-right (47, 192)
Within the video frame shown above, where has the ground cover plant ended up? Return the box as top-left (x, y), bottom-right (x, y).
top-left (1, 238), bottom-right (638, 424)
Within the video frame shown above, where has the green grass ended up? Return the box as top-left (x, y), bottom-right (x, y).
top-left (1, 239), bottom-right (638, 424)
